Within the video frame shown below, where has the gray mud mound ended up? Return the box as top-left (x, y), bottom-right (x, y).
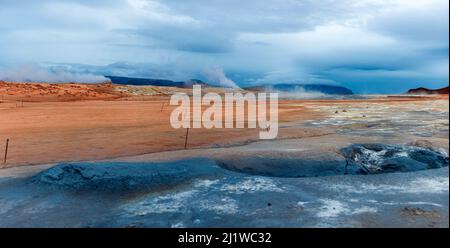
top-left (217, 143), bottom-right (448, 178)
top-left (216, 152), bottom-right (347, 177)
top-left (341, 143), bottom-right (449, 174)
top-left (30, 158), bottom-right (223, 193)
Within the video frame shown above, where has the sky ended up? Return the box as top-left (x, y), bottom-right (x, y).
top-left (0, 0), bottom-right (448, 93)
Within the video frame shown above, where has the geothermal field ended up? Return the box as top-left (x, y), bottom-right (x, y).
top-left (0, 82), bottom-right (448, 227)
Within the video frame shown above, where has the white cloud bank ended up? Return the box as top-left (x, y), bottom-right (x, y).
top-left (0, 64), bottom-right (109, 83)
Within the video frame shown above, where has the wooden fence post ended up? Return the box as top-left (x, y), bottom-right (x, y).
top-left (184, 128), bottom-right (189, 149)
top-left (4, 139), bottom-right (9, 165)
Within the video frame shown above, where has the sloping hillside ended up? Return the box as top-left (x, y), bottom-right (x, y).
top-left (407, 86), bottom-right (449, 95)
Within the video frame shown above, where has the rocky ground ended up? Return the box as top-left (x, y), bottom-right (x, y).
top-left (0, 92), bottom-right (448, 227)
top-left (0, 148), bottom-right (447, 227)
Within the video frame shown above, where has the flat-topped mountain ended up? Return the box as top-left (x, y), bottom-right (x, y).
top-left (105, 76), bottom-right (210, 88)
top-left (245, 84), bottom-right (354, 95)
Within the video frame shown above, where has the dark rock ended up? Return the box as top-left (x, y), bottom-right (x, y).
top-left (341, 143), bottom-right (448, 174)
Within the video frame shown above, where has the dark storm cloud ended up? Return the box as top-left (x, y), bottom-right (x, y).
top-left (121, 27), bottom-right (235, 53)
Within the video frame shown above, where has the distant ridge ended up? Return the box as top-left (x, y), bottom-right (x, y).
top-left (105, 76), bottom-right (211, 88)
top-left (407, 86), bottom-right (449, 95)
top-left (245, 84), bottom-right (354, 95)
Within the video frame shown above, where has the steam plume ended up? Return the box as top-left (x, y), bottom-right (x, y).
top-left (203, 66), bottom-right (239, 88)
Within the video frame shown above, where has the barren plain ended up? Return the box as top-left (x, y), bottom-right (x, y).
top-left (0, 82), bottom-right (448, 227)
